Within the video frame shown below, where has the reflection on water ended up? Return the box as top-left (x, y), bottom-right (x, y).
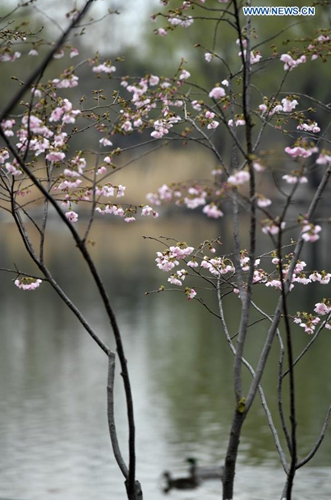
top-left (0, 219), bottom-right (331, 499)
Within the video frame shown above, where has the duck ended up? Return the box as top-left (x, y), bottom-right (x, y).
top-left (162, 470), bottom-right (200, 493)
top-left (186, 457), bottom-right (224, 481)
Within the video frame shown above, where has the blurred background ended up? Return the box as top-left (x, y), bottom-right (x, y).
top-left (1, 1), bottom-right (331, 499)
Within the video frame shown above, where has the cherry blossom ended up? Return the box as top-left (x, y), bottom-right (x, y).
top-left (179, 69), bottom-right (190, 80)
top-left (1, 119), bottom-right (15, 137)
top-left (156, 28), bottom-right (167, 36)
top-left (262, 220), bottom-right (286, 235)
top-left (70, 48), bottom-right (79, 58)
top-left (207, 120), bottom-right (219, 129)
top-left (209, 86), bottom-right (226, 99)
top-left (314, 302), bottom-right (331, 315)
top-left (202, 204), bottom-right (224, 218)
top-left (301, 221), bottom-right (322, 242)
top-left (239, 50), bottom-right (262, 64)
top-left (191, 100), bottom-right (202, 111)
top-left (281, 97), bottom-right (299, 112)
top-left (15, 277), bottom-right (42, 290)
top-left (257, 196), bottom-right (272, 208)
top-left (92, 63), bottom-right (116, 74)
top-left (280, 53), bottom-right (306, 71)
top-left (228, 118), bottom-right (245, 127)
top-left (46, 151), bottom-right (66, 162)
top-left (227, 170), bottom-right (250, 186)
top-left (99, 137), bottom-right (113, 147)
top-left (65, 211), bottom-right (79, 223)
top-left (316, 152), bottom-right (331, 164)
top-left (284, 146), bottom-right (313, 158)
top-left (186, 288), bottom-right (197, 300)
top-left (187, 260), bottom-right (199, 268)
top-left (53, 74), bottom-right (79, 88)
top-left (0, 148), bottom-right (10, 163)
top-left (149, 75), bottom-right (160, 85)
top-left (0, 50), bottom-right (21, 62)
top-left (5, 161), bottom-right (21, 176)
top-left (282, 174), bottom-right (308, 184)
top-left (297, 122), bottom-right (320, 133)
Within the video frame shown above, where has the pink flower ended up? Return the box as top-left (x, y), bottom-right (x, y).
top-left (205, 52), bottom-right (213, 62)
top-left (280, 53), bottom-right (306, 71)
top-left (70, 48), bottom-right (79, 58)
top-left (297, 122), bottom-right (320, 133)
top-left (151, 130), bottom-right (164, 139)
top-left (99, 137), bottom-right (113, 147)
top-left (281, 98), bottom-right (298, 112)
top-left (15, 277), bottom-right (42, 290)
top-left (168, 276), bottom-right (182, 286)
top-left (46, 151), bottom-right (66, 162)
top-left (209, 86), bottom-right (226, 99)
top-left (250, 51), bottom-right (262, 64)
top-left (0, 50), bottom-right (21, 62)
top-left (169, 245), bottom-right (194, 258)
top-left (292, 275), bottom-right (311, 285)
top-left (156, 253), bottom-right (179, 272)
top-left (117, 185), bottom-right (126, 197)
top-left (121, 121), bottom-right (133, 132)
top-left (149, 75), bottom-right (160, 86)
top-left (202, 203), bottom-right (224, 218)
top-left (314, 302), bottom-right (331, 315)
top-left (320, 273), bottom-right (331, 284)
top-left (239, 50), bottom-right (262, 64)
top-left (265, 279), bottom-right (282, 290)
top-left (0, 148), bottom-right (10, 163)
top-left (124, 216), bottom-right (136, 223)
top-left (282, 174), bottom-right (308, 184)
top-left (92, 63), bottom-right (116, 74)
top-left (262, 221), bottom-right (286, 235)
top-left (227, 170), bottom-right (250, 186)
top-left (179, 69), bottom-right (190, 80)
top-left (316, 153), bottom-right (331, 165)
top-left (97, 166), bottom-right (107, 175)
top-left (301, 222), bottom-right (322, 242)
top-left (228, 118), bottom-right (245, 127)
top-left (141, 205), bottom-right (153, 216)
top-left (192, 100), bottom-right (202, 111)
top-left (58, 179), bottom-right (82, 190)
top-left (53, 75), bottom-right (79, 88)
top-left (96, 185), bottom-right (115, 197)
top-left (65, 211), bottom-right (78, 223)
top-left (186, 288), bottom-right (197, 300)
top-left (259, 104), bottom-right (268, 114)
top-left (207, 120), bottom-right (219, 129)
top-left (5, 162), bottom-right (21, 176)
top-left (257, 196), bottom-right (272, 208)
top-left (285, 146), bottom-right (312, 158)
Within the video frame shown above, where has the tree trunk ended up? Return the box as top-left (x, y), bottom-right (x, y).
top-left (125, 479), bottom-right (143, 500)
top-left (222, 409), bottom-right (246, 500)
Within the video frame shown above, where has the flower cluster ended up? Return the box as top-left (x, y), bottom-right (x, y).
top-left (280, 53), bottom-right (306, 71)
top-left (154, 240), bottom-right (331, 333)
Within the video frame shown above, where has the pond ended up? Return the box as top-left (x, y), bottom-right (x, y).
top-left (0, 216), bottom-right (331, 499)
